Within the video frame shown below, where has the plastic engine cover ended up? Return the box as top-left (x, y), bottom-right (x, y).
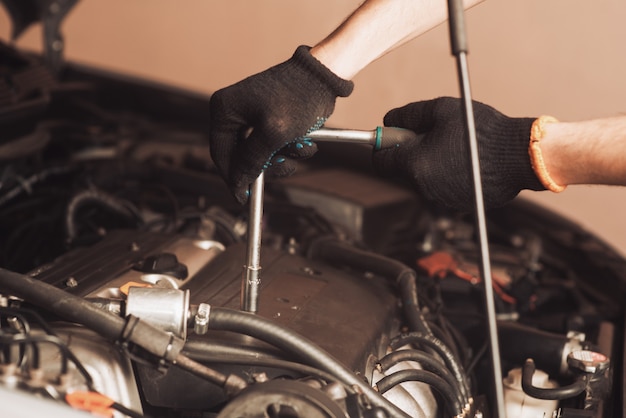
top-left (138, 242), bottom-right (401, 409)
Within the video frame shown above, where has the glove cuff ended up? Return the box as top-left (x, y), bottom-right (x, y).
top-left (291, 45), bottom-right (354, 98)
top-left (493, 116), bottom-right (547, 193)
top-left (529, 115), bottom-right (566, 192)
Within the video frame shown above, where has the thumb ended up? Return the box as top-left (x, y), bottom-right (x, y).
top-left (383, 100), bottom-right (440, 133)
top-left (384, 97), bottom-right (462, 134)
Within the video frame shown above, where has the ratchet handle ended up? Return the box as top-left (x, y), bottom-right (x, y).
top-left (307, 126), bottom-right (422, 151)
top-left (374, 127), bottom-right (421, 151)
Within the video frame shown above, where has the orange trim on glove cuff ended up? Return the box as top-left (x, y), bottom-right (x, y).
top-left (529, 115), bottom-right (566, 193)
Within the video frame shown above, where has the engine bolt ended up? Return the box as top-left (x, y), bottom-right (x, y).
top-left (65, 277), bottom-right (78, 288)
top-left (252, 372), bottom-right (269, 383)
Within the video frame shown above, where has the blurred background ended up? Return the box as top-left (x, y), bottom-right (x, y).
top-left (1, 0), bottom-right (625, 255)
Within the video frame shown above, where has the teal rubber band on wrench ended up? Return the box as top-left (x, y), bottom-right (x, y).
top-left (374, 126), bottom-right (383, 151)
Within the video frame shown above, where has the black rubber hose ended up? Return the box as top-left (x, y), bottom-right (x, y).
top-left (397, 270), bottom-right (433, 336)
top-left (184, 349), bottom-right (345, 389)
top-left (175, 353), bottom-right (247, 397)
top-left (184, 338), bottom-right (287, 361)
top-left (498, 321), bottom-right (572, 376)
top-left (308, 238), bottom-right (432, 336)
top-left (438, 316), bottom-right (471, 369)
top-left (378, 349), bottom-right (467, 405)
top-left (522, 359), bottom-right (586, 400)
top-left (184, 338), bottom-right (346, 384)
top-left (375, 369), bottom-right (463, 416)
top-left (0, 268), bottom-right (245, 395)
top-left (390, 332), bottom-right (470, 400)
top-left (0, 268), bottom-right (127, 341)
top-left (425, 320), bottom-right (460, 362)
top-left (208, 307), bottom-right (411, 418)
top-left (173, 354), bottom-right (227, 386)
top-left (65, 188), bottom-right (143, 242)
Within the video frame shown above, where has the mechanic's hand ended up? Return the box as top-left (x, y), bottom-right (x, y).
top-left (373, 97), bottom-right (546, 211)
top-left (209, 45), bottom-right (354, 203)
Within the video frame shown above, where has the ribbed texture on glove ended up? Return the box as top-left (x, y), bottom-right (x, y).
top-left (373, 97), bottom-right (545, 211)
top-left (209, 46), bottom-right (354, 203)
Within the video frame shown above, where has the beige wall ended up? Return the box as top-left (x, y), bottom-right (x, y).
top-left (2, 0), bottom-right (626, 254)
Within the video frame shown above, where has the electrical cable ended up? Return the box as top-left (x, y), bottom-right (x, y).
top-left (0, 166), bottom-right (74, 208)
top-left (66, 390), bottom-right (150, 418)
top-left (466, 340), bottom-right (488, 377)
top-left (0, 307), bottom-right (94, 389)
top-left (0, 311), bottom-right (38, 369)
top-left (110, 401), bottom-right (147, 418)
top-left (0, 334), bottom-right (69, 374)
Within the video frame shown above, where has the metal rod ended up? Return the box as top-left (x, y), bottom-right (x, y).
top-left (241, 172), bottom-right (264, 313)
top-left (446, 0), bottom-right (505, 415)
top-left (455, 47), bottom-right (507, 418)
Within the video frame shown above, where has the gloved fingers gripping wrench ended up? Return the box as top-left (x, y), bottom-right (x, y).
top-left (241, 127), bottom-right (422, 313)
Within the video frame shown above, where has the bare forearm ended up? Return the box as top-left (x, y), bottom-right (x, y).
top-left (542, 116), bottom-right (626, 187)
top-left (310, 0), bottom-right (484, 80)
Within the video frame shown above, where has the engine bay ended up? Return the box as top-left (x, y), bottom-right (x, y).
top-left (1, 21), bottom-right (626, 418)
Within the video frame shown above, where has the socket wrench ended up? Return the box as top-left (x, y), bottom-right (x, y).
top-left (241, 127), bottom-right (422, 313)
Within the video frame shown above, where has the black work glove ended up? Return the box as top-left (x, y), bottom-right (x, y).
top-left (373, 97), bottom-right (545, 211)
top-left (209, 45), bottom-right (354, 203)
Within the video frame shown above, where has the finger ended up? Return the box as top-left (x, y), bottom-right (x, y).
top-left (371, 146), bottom-right (402, 178)
top-left (231, 154), bottom-right (298, 204)
top-left (209, 125), bottom-right (245, 178)
top-left (231, 127), bottom-right (320, 186)
top-left (230, 128), bottom-right (273, 194)
top-left (282, 138), bottom-right (318, 160)
top-left (383, 97), bottom-right (454, 134)
top-left (232, 183), bottom-right (251, 205)
top-left (209, 95), bottom-right (247, 178)
top-left (265, 155), bottom-right (297, 179)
